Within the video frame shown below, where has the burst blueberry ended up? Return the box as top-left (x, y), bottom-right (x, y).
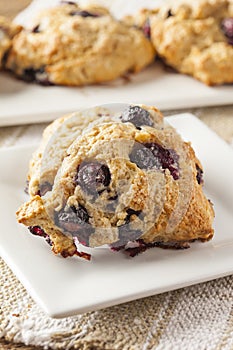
top-left (146, 143), bottom-right (180, 180)
top-left (130, 143), bottom-right (158, 169)
top-left (29, 225), bottom-right (46, 237)
top-left (56, 205), bottom-right (93, 246)
top-left (28, 226), bottom-right (52, 246)
top-left (130, 142), bottom-right (179, 180)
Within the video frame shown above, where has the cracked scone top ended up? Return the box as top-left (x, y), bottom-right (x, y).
top-left (17, 104), bottom-right (214, 259)
top-left (131, 0), bottom-right (233, 85)
top-left (6, 2), bottom-right (155, 86)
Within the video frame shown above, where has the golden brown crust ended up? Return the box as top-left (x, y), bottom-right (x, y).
top-left (16, 195), bottom-right (78, 257)
top-left (141, 143), bottom-right (214, 243)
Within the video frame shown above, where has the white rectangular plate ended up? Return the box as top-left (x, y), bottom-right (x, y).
top-left (0, 113), bottom-right (233, 318)
top-left (1, 64), bottom-right (233, 126)
top-left (2, 0), bottom-right (233, 127)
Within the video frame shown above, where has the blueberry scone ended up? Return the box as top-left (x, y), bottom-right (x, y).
top-left (6, 2), bottom-right (155, 86)
top-left (27, 105), bottom-right (163, 198)
top-left (0, 16), bottom-right (22, 69)
top-left (16, 104), bottom-right (214, 259)
top-left (133, 0), bottom-right (233, 85)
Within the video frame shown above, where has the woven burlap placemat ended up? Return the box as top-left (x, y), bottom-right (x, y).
top-left (1, 257), bottom-right (233, 350)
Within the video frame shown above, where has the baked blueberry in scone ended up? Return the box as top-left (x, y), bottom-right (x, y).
top-left (129, 0), bottom-right (233, 85)
top-left (6, 2), bottom-right (155, 86)
top-left (16, 104), bottom-right (214, 259)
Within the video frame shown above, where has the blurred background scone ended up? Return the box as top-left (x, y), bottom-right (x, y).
top-left (5, 2), bottom-right (155, 86)
top-left (130, 0), bottom-right (233, 85)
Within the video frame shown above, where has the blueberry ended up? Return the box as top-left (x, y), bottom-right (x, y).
top-left (142, 18), bottom-right (151, 39)
top-left (130, 142), bottom-right (179, 180)
top-left (76, 161), bottom-right (111, 195)
top-left (196, 164), bottom-right (203, 185)
top-left (56, 205), bottom-right (93, 245)
top-left (28, 226), bottom-right (52, 246)
top-left (129, 143), bottom-right (159, 170)
top-left (146, 143), bottom-right (179, 180)
top-left (70, 10), bottom-right (100, 17)
top-left (56, 205), bottom-right (89, 231)
top-left (29, 225), bottom-right (46, 237)
top-left (22, 68), bottom-right (39, 82)
top-left (120, 105), bottom-right (154, 129)
top-left (221, 18), bottom-right (233, 45)
top-left (22, 67), bottom-right (53, 86)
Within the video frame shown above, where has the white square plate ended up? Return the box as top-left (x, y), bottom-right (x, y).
top-left (0, 113), bottom-right (233, 318)
top-left (1, 66), bottom-right (233, 127)
top-left (1, 0), bottom-right (233, 127)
